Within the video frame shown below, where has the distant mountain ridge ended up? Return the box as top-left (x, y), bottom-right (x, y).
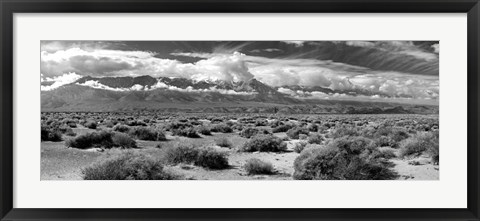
top-left (41, 75), bottom-right (438, 114)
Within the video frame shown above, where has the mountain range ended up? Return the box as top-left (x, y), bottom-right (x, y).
top-left (41, 75), bottom-right (438, 114)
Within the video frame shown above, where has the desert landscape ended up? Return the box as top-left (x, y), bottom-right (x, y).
top-left (41, 40), bottom-right (439, 180)
top-left (41, 111), bottom-right (439, 180)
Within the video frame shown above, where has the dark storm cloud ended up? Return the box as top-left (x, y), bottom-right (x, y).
top-left (69, 55), bottom-right (134, 75)
top-left (41, 55), bottom-right (135, 76)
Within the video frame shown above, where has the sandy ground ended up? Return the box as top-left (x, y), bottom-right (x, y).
top-left (41, 127), bottom-right (439, 180)
top-left (391, 157), bottom-right (439, 180)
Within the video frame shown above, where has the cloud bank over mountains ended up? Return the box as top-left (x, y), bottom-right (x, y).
top-left (40, 41), bottom-right (439, 105)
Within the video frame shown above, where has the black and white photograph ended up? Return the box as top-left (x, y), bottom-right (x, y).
top-left (40, 40), bottom-right (439, 180)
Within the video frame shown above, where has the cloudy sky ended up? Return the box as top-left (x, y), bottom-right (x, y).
top-left (40, 41), bottom-right (439, 105)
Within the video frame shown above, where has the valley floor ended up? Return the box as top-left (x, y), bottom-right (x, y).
top-left (41, 127), bottom-right (439, 180)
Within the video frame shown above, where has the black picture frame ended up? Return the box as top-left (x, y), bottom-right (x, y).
top-left (1, 0), bottom-right (479, 220)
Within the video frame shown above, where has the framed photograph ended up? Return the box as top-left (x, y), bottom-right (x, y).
top-left (1, 0), bottom-right (479, 220)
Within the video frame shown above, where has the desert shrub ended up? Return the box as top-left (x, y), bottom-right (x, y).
top-left (294, 142), bottom-right (308, 153)
top-left (66, 122), bottom-right (77, 128)
top-left (375, 136), bottom-right (394, 147)
top-left (240, 135), bottom-right (287, 152)
top-left (66, 131), bottom-right (114, 149)
top-left (239, 127), bottom-right (269, 138)
top-left (112, 133), bottom-right (137, 149)
top-left (244, 158), bottom-right (274, 175)
top-left (239, 127), bottom-right (259, 138)
top-left (166, 121), bottom-right (193, 131)
top-left (82, 152), bottom-right (177, 180)
top-left (399, 131), bottom-right (439, 162)
top-left (41, 126), bottom-right (62, 142)
top-left (330, 126), bottom-right (359, 139)
top-left (126, 120), bottom-right (147, 127)
top-left (113, 124), bottom-right (131, 133)
top-left (64, 129), bottom-right (77, 137)
top-left (307, 123), bottom-right (319, 132)
top-left (307, 133), bottom-right (324, 144)
top-left (178, 118), bottom-right (189, 123)
top-left (164, 144), bottom-right (200, 165)
top-left (210, 123), bottom-right (233, 133)
top-left (62, 118), bottom-right (77, 126)
top-left (215, 137), bottom-right (232, 148)
top-left (299, 134), bottom-right (308, 140)
top-left (195, 148), bottom-right (229, 169)
top-left (172, 127), bottom-right (200, 138)
top-left (84, 120), bottom-right (97, 129)
top-left (329, 136), bottom-right (377, 155)
top-left (255, 119), bottom-right (268, 126)
top-left (129, 127), bottom-right (166, 141)
top-left (268, 120), bottom-right (281, 128)
top-left (371, 127), bottom-right (410, 148)
top-left (57, 125), bottom-right (75, 135)
top-left (104, 120), bottom-right (116, 128)
top-left (293, 136), bottom-right (397, 180)
top-left (272, 124), bottom-right (293, 133)
top-left (286, 127), bottom-right (310, 139)
top-left (164, 145), bottom-right (229, 169)
top-left (196, 126), bottom-right (212, 136)
top-left (375, 147), bottom-right (397, 159)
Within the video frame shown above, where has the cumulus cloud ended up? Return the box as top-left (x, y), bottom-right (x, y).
top-left (42, 48), bottom-right (254, 82)
top-left (250, 48), bottom-right (283, 53)
top-left (150, 81), bottom-right (256, 95)
top-left (76, 80), bottom-right (146, 92)
top-left (76, 79), bottom-right (256, 95)
top-left (282, 41), bottom-right (305, 47)
top-left (345, 41), bottom-right (376, 48)
top-left (277, 86), bottom-right (437, 105)
top-left (169, 51), bottom-right (439, 101)
top-left (41, 72), bottom-right (82, 91)
top-left (41, 41), bottom-right (439, 104)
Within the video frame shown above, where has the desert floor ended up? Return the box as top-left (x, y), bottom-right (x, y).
top-left (41, 126), bottom-right (439, 180)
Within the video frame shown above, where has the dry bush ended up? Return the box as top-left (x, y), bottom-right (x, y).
top-left (294, 142), bottom-right (308, 153)
top-left (376, 147), bottom-right (397, 159)
top-left (164, 144), bottom-right (200, 165)
top-left (272, 124), bottom-right (293, 133)
top-left (399, 131), bottom-right (439, 163)
top-left (41, 126), bottom-right (63, 142)
top-left (82, 151), bottom-right (177, 180)
top-left (84, 120), bottom-right (97, 129)
top-left (196, 126), bottom-right (212, 136)
top-left (286, 127), bottom-right (310, 139)
top-left (172, 127), bottom-right (200, 138)
top-left (239, 127), bottom-right (270, 138)
top-left (215, 137), bottom-right (232, 148)
top-left (255, 119), bottom-right (268, 126)
top-left (195, 148), bottom-right (229, 169)
top-left (307, 133), bottom-right (324, 144)
top-left (307, 123), bottom-right (319, 132)
top-left (244, 158), bottom-right (274, 175)
top-left (370, 127), bottom-right (410, 148)
top-left (112, 133), bottom-right (137, 149)
top-left (330, 126), bottom-right (359, 139)
top-left (293, 136), bottom-right (397, 180)
top-left (129, 127), bottom-right (167, 141)
top-left (164, 144), bottom-right (229, 170)
top-left (210, 123), bottom-right (233, 133)
top-left (240, 135), bottom-right (287, 152)
top-left (65, 131), bottom-right (114, 149)
top-left (113, 124), bottom-right (131, 133)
